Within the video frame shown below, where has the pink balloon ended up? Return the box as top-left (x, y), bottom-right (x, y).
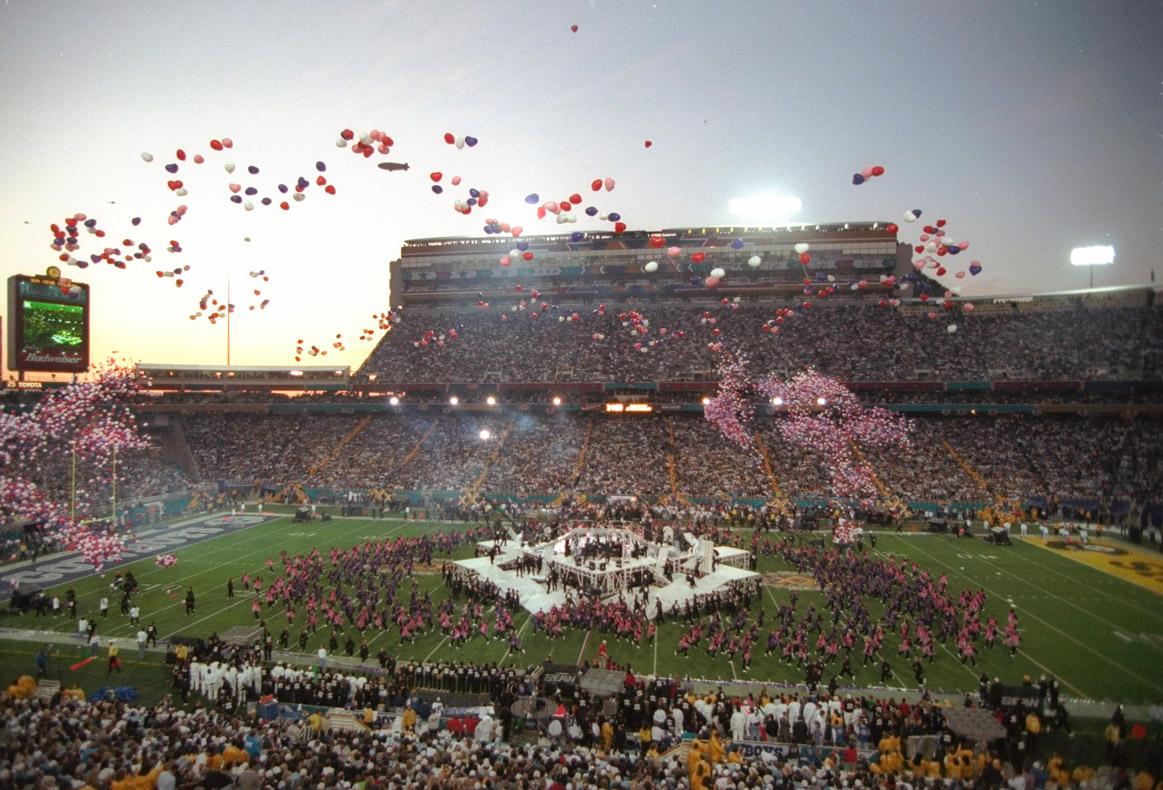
top-left (860, 166), bottom-right (874, 179)
top-left (954, 270), bottom-right (966, 279)
top-left (604, 177), bottom-right (615, 192)
top-left (667, 246), bottom-right (681, 258)
top-left (705, 276), bottom-right (720, 288)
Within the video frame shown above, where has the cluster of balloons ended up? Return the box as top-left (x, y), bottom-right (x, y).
top-left (0, 363), bottom-right (150, 569)
top-left (705, 357), bottom-right (910, 505)
top-left (759, 369), bottom-right (910, 503)
top-left (155, 553), bottom-right (178, 568)
top-left (442, 132), bottom-right (479, 149)
top-left (851, 165), bottom-right (885, 186)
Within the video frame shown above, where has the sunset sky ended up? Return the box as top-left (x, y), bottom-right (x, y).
top-left (1, 1), bottom-right (1160, 374)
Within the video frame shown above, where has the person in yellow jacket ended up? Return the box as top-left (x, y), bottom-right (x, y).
top-left (1072, 765), bottom-right (1097, 786)
top-left (107, 644), bottom-right (121, 674)
top-left (688, 740), bottom-right (705, 784)
top-left (601, 719), bottom-right (614, 752)
top-left (1132, 769), bottom-right (1155, 790)
top-left (708, 730), bottom-right (726, 764)
top-left (222, 742), bottom-right (247, 767)
top-left (691, 757), bottom-right (712, 790)
top-left (131, 762), bottom-right (162, 790)
top-left (110, 769), bottom-right (134, 790)
top-left (638, 724), bottom-right (652, 754)
top-left (401, 707), bottom-right (417, 733)
top-left (1047, 754), bottom-right (1070, 787)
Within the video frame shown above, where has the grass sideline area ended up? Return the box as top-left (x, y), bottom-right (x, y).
top-left (6, 513), bottom-right (1162, 705)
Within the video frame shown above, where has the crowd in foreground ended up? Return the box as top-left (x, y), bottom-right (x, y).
top-left (3, 658), bottom-right (1160, 790)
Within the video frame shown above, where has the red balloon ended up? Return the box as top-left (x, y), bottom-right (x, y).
top-left (430, 172), bottom-right (442, 182)
top-left (799, 252), bottom-right (810, 265)
top-left (176, 149), bottom-right (186, 161)
top-left (443, 132), bottom-right (455, 144)
top-left (522, 251), bottom-right (534, 261)
top-left (886, 223), bottom-right (899, 233)
top-left (591, 179), bottom-right (602, 191)
top-left (871, 165), bottom-right (885, 176)
top-left (570, 24), bottom-right (578, 32)
top-left (210, 139), bottom-right (223, 151)
top-left (650, 236), bottom-right (664, 248)
top-left (570, 193), bottom-right (582, 204)
top-left (691, 251), bottom-right (706, 263)
top-left (614, 221), bottom-right (627, 234)
top-left (644, 140), bottom-right (652, 148)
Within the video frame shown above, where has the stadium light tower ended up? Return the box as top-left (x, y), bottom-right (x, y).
top-left (1071, 245), bottom-right (1115, 289)
top-left (728, 194), bottom-right (802, 225)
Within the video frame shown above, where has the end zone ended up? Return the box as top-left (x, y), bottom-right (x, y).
top-left (1018, 536), bottom-right (1163, 595)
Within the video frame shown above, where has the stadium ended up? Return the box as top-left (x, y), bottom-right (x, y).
top-left (3, 220), bottom-right (1162, 789)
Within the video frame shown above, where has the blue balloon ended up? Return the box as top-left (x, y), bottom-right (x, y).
top-left (483, 226), bottom-right (494, 234)
top-left (66, 225), bottom-right (77, 234)
top-left (570, 232), bottom-right (583, 242)
top-left (316, 161), bottom-right (326, 172)
top-left (852, 173), bottom-right (865, 185)
top-left (245, 187), bottom-right (257, 196)
top-left (131, 217), bottom-right (141, 226)
top-left (608, 212), bottom-right (621, 222)
top-left (815, 272), bottom-right (826, 282)
top-left (248, 165), bottom-right (260, 175)
top-left (946, 246), bottom-right (961, 255)
top-left (432, 185), bottom-right (443, 194)
top-left (525, 193), bottom-right (539, 204)
top-left (516, 241), bottom-right (529, 251)
top-left (469, 188), bottom-right (480, 198)
top-left (76, 261), bottom-right (89, 269)
top-left (278, 184), bottom-right (289, 193)
top-left (261, 197), bottom-right (272, 206)
top-left (84, 219), bottom-right (97, 228)
top-left (585, 206), bottom-right (598, 217)
top-left (165, 164), bottom-right (179, 174)
top-left (230, 195), bottom-right (243, 204)
top-left (911, 209), bottom-right (923, 218)
top-left (467, 198), bottom-right (477, 206)
top-left (690, 276), bottom-right (702, 286)
top-left (464, 136), bottom-right (478, 147)
top-left (297, 177), bottom-right (309, 189)
top-left (732, 238), bottom-right (744, 250)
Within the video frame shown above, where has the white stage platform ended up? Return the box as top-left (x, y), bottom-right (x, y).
top-left (456, 527), bottom-right (759, 618)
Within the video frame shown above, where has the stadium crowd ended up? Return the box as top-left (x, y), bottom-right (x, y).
top-left (357, 302), bottom-right (1161, 384)
top-left (176, 411), bottom-right (1162, 520)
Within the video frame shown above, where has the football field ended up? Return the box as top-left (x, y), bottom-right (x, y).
top-left (9, 513), bottom-right (1162, 705)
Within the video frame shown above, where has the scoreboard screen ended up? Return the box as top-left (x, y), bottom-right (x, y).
top-left (7, 273), bottom-right (91, 373)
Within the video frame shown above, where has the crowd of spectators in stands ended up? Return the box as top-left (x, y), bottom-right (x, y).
top-left (356, 302), bottom-right (1161, 384)
top-left (175, 410), bottom-right (1163, 519)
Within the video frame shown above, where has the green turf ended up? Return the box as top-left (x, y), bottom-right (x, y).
top-left (15, 516), bottom-right (1163, 704)
top-left (0, 638), bottom-right (178, 708)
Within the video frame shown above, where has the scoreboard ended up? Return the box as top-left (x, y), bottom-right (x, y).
top-left (7, 270), bottom-right (91, 373)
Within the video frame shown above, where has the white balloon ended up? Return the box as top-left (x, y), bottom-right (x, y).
top-left (336, 138), bottom-right (348, 148)
top-left (244, 201), bottom-right (254, 211)
top-left (947, 324), bottom-right (958, 333)
top-left (224, 163), bottom-right (236, 174)
top-left (710, 267), bottom-right (725, 279)
top-left (902, 211), bottom-right (917, 223)
top-left (456, 137), bottom-right (465, 150)
top-left (794, 242), bottom-right (810, 255)
top-left (644, 261), bottom-right (658, 273)
top-left (175, 188), bottom-right (188, 197)
top-left (747, 255), bottom-right (761, 267)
